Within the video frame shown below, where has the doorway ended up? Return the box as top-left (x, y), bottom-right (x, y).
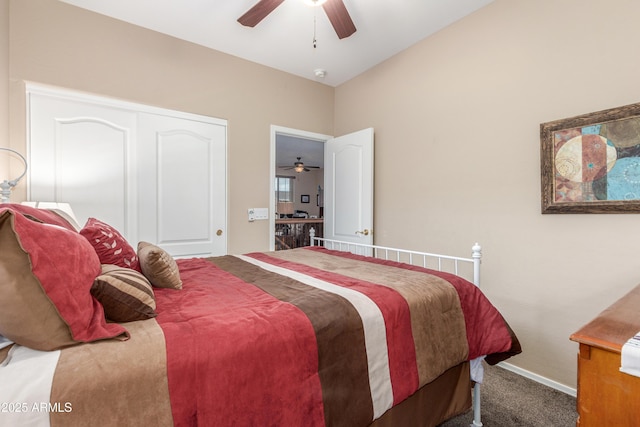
top-left (270, 126), bottom-right (331, 251)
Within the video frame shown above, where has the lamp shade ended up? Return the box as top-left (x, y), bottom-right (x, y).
top-left (277, 201), bottom-right (294, 216)
top-left (21, 201), bottom-right (81, 231)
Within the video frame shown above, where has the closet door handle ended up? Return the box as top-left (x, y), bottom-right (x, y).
top-left (355, 229), bottom-right (370, 236)
top-left (216, 229), bottom-right (223, 236)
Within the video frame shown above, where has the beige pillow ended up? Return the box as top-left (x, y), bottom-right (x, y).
top-left (92, 265), bottom-right (157, 322)
top-left (137, 242), bottom-right (183, 289)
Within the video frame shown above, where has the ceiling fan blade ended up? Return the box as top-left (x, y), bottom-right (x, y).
top-left (238, 0), bottom-right (285, 27)
top-left (322, 0), bottom-right (356, 39)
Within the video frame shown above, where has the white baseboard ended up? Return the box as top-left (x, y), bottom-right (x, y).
top-left (496, 362), bottom-right (577, 398)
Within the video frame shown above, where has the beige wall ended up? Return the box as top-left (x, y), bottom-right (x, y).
top-left (335, 0), bottom-right (640, 388)
top-left (6, 0), bottom-right (334, 254)
top-left (0, 0), bottom-right (8, 174)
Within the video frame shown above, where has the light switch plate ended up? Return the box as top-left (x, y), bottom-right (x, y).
top-left (253, 208), bottom-right (269, 220)
top-left (248, 208), bottom-right (268, 221)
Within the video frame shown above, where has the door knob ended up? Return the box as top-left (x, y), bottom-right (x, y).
top-left (216, 229), bottom-right (223, 236)
top-left (355, 229), bottom-right (370, 236)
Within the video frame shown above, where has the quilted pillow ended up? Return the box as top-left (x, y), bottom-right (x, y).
top-left (0, 208), bottom-right (128, 351)
top-left (80, 218), bottom-right (140, 271)
top-left (138, 241), bottom-right (183, 289)
top-left (92, 265), bottom-right (157, 322)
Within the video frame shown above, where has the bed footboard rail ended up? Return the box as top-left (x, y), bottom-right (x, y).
top-left (309, 233), bottom-right (481, 288)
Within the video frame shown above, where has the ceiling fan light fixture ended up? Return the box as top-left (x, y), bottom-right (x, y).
top-left (238, 0), bottom-right (356, 40)
top-left (303, 0), bottom-right (328, 7)
top-left (280, 157), bottom-right (319, 173)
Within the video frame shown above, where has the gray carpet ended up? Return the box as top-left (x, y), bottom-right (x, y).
top-left (439, 363), bottom-right (577, 427)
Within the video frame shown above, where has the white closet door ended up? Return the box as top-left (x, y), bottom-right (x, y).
top-left (137, 113), bottom-right (227, 257)
top-left (27, 85), bottom-right (227, 257)
top-left (28, 93), bottom-right (138, 238)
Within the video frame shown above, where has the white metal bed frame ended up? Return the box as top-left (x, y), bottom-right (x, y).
top-left (310, 234), bottom-right (484, 427)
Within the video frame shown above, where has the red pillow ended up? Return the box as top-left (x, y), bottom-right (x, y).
top-left (0, 208), bottom-right (128, 350)
top-left (80, 218), bottom-right (140, 271)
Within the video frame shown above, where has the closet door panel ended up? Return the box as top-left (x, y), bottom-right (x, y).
top-left (158, 133), bottom-right (211, 242)
top-left (28, 93), bottom-right (138, 237)
top-left (138, 113), bottom-right (227, 257)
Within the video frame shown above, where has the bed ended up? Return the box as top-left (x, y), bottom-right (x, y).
top-left (0, 204), bottom-right (521, 427)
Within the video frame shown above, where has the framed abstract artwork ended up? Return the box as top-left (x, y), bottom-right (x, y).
top-left (541, 102), bottom-right (640, 213)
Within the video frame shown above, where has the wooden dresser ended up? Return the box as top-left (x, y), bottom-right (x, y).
top-left (570, 284), bottom-right (640, 426)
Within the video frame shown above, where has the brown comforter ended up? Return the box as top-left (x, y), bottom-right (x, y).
top-left (5, 247), bottom-right (520, 427)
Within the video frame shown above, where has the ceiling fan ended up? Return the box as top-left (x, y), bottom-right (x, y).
top-left (280, 157), bottom-right (320, 172)
top-left (238, 0), bottom-right (356, 40)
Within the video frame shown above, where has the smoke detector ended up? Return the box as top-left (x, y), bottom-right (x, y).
top-left (314, 69), bottom-right (327, 78)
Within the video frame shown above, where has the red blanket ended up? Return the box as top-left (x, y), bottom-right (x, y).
top-left (154, 247), bottom-right (520, 427)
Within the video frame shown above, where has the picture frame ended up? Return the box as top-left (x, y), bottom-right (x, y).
top-left (540, 102), bottom-right (640, 214)
top-left (301, 194), bottom-right (310, 203)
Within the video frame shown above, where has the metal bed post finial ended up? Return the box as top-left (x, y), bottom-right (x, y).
top-left (471, 243), bottom-right (481, 288)
top-left (309, 227), bottom-right (315, 246)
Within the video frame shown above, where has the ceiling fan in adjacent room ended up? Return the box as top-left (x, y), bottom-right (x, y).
top-left (238, 0), bottom-right (357, 39)
top-left (280, 157), bottom-right (320, 173)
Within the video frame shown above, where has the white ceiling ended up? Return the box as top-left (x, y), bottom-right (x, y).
top-left (276, 134), bottom-right (325, 170)
top-left (59, 0), bottom-right (494, 87)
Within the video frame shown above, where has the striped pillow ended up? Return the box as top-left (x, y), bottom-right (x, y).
top-left (91, 265), bottom-right (157, 322)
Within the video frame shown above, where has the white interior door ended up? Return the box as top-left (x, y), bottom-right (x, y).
top-left (324, 128), bottom-right (374, 246)
top-left (28, 92), bottom-right (139, 237)
top-left (137, 113), bottom-right (227, 257)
